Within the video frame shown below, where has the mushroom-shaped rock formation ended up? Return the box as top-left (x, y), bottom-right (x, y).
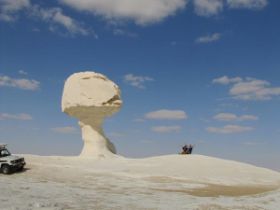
top-left (62, 72), bottom-right (122, 158)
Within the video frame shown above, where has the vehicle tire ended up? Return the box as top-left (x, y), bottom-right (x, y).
top-left (18, 166), bottom-right (24, 171)
top-left (2, 165), bottom-right (11, 174)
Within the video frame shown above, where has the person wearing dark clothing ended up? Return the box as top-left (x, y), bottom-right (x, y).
top-left (181, 144), bottom-right (194, 155)
top-left (188, 144), bottom-right (193, 154)
top-left (182, 145), bottom-right (188, 154)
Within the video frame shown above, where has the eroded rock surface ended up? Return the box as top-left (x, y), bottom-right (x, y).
top-left (62, 71), bottom-right (122, 158)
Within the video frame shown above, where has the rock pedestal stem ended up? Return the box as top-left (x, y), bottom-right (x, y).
top-left (61, 72), bottom-right (122, 158)
top-left (79, 120), bottom-right (116, 158)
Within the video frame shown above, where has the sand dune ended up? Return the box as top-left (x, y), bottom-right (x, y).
top-left (1, 154), bottom-right (280, 210)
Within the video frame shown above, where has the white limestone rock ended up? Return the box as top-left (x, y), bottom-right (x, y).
top-left (62, 71), bottom-right (122, 158)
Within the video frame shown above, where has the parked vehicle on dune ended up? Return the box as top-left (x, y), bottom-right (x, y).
top-left (0, 144), bottom-right (25, 174)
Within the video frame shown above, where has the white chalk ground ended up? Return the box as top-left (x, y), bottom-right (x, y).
top-left (1, 154), bottom-right (280, 210)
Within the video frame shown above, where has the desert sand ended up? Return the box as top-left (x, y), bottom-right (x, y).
top-left (1, 154), bottom-right (280, 210)
top-left (2, 72), bottom-right (279, 210)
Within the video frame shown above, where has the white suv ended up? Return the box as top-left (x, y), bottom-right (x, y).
top-left (0, 144), bottom-right (25, 174)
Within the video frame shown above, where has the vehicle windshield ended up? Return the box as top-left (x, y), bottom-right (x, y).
top-left (0, 149), bottom-right (11, 157)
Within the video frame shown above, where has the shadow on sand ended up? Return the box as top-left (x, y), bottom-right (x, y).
top-left (0, 167), bottom-right (31, 175)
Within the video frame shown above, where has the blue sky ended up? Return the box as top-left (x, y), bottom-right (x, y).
top-left (1, 0), bottom-right (280, 171)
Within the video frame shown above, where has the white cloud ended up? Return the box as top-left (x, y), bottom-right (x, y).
top-left (207, 125), bottom-right (254, 134)
top-left (171, 41), bottom-right (178, 46)
top-left (133, 118), bottom-right (145, 122)
top-left (227, 0), bottom-right (267, 9)
top-left (0, 113), bottom-right (32, 120)
top-left (18, 70), bottom-right (28, 75)
top-left (113, 28), bottom-right (138, 37)
top-left (239, 115), bottom-right (259, 121)
top-left (213, 76), bottom-right (242, 85)
top-left (196, 33), bottom-right (221, 43)
top-left (0, 75), bottom-right (40, 90)
top-left (51, 126), bottom-right (78, 134)
top-left (151, 125), bottom-right (181, 133)
top-left (145, 109), bottom-right (187, 120)
top-left (123, 74), bottom-right (153, 89)
top-left (0, 0), bottom-right (94, 37)
top-left (30, 5), bottom-right (93, 36)
top-left (0, 0), bottom-right (30, 22)
top-left (213, 76), bottom-right (280, 100)
top-left (32, 28), bottom-right (40, 32)
top-left (1, 0), bottom-right (268, 27)
top-left (60, 0), bottom-right (188, 25)
top-left (230, 78), bottom-right (280, 100)
top-left (193, 0), bottom-right (223, 16)
top-left (192, 0), bottom-right (267, 17)
top-left (193, 0), bottom-right (267, 17)
top-left (242, 141), bottom-right (265, 146)
top-left (213, 113), bottom-right (258, 121)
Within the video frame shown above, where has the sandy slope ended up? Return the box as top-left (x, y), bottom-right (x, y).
top-left (1, 154), bottom-right (280, 210)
